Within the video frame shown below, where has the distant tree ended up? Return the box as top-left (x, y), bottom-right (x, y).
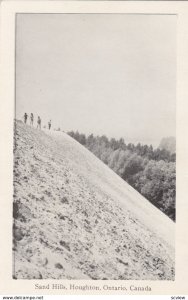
top-left (100, 147), bottom-right (112, 165)
top-left (170, 153), bottom-right (176, 162)
top-left (127, 143), bottom-right (134, 151)
top-left (135, 143), bottom-right (142, 155)
top-left (122, 153), bottom-right (144, 184)
top-left (86, 134), bottom-right (94, 149)
top-left (110, 138), bottom-right (119, 150)
top-left (118, 138), bottom-right (125, 150)
top-left (79, 134), bottom-right (86, 145)
top-left (108, 149), bottom-right (121, 171)
top-left (101, 135), bottom-right (109, 147)
top-left (67, 131), bottom-right (74, 138)
top-left (147, 145), bottom-right (154, 160)
top-left (117, 150), bottom-right (132, 176)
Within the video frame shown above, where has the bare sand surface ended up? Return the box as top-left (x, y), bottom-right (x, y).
top-left (13, 121), bottom-right (175, 280)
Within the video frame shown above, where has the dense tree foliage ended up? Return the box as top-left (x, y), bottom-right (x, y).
top-left (67, 131), bottom-right (176, 221)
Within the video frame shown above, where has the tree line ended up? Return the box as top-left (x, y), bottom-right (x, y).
top-left (67, 131), bottom-right (176, 221)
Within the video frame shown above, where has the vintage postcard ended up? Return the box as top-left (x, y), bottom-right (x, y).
top-left (0, 0), bottom-right (188, 296)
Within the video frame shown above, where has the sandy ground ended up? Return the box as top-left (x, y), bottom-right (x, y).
top-left (13, 121), bottom-right (175, 280)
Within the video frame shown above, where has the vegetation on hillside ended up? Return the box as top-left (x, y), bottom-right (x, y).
top-left (67, 131), bottom-right (176, 221)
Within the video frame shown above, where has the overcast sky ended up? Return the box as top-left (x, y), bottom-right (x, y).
top-left (16, 14), bottom-right (176, 147)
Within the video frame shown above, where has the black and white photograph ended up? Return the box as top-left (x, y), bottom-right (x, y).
top-left (12, 12), bottom-right (176, 281)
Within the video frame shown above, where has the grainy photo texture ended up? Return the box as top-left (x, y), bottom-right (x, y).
top-left (13, 14), bottom-right (176, 280)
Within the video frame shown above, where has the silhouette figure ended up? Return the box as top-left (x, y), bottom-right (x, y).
top-left (37, 116), bottom-right (41, 129)
top-left (48, 120), bottom-right (51, 130)
top-left (30, 113), bottom-right (34, 126)
top-left (24, 113), bottom-right (28, 124)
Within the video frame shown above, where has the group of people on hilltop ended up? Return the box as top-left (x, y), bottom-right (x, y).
top-left (24, 113), bottom-right (51, 130)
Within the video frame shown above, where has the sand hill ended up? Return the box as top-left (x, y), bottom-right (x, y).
top-left (13, 121), bottom-right (175, 280)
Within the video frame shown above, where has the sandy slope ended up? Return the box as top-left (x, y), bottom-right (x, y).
top-left (13, 121), bottom-right (175, 280)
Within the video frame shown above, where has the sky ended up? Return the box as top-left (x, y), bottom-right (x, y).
top-left (16, 14), bottom-right (176, 147)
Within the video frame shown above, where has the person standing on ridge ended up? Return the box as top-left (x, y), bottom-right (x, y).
top-left (48, 120), bottom-right (51, 130)
top-left (30, 113), bottom-right (34, 126)
top-left (37, 116), bottom-right (41, 129)
top-left (24, 113), bottom-right (28, 124)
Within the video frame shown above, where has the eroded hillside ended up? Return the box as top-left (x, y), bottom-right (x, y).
top-left (13, 121), bottom-right (175, 280)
